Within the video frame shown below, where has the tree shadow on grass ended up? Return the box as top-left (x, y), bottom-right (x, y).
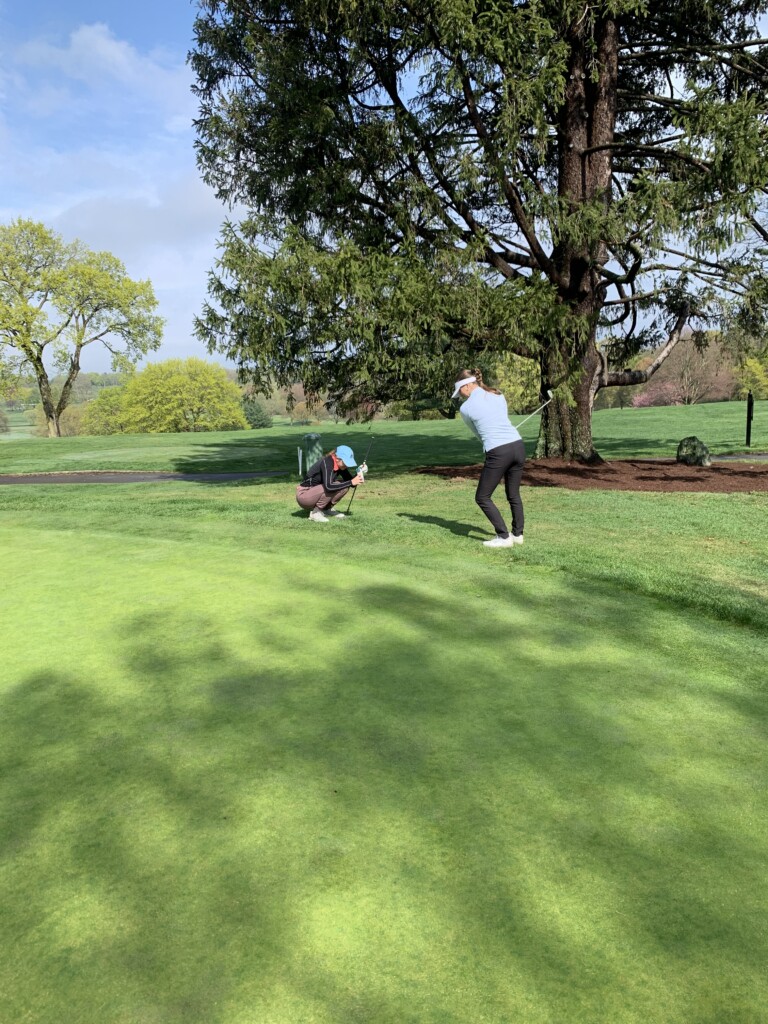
top-left (2, 576), bottom-right (767, 1022)
top-left (165, 429), bottom-right (301, 485)
top-left (590, 435), bottom-right (680, 458)
top-left (169, 426), bottom-right (482, 483)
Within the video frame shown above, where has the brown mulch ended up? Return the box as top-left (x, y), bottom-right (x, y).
top-left (417, 458), bottom-right (768, 493)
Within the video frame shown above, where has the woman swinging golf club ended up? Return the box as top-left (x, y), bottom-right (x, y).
top-left (453, 368), bottom-right (526, 548)
top-left (296, 444), bottom-right (364, 522)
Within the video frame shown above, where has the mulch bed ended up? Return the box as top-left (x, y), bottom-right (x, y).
top-left (417, 458), bottom-right (768, 493)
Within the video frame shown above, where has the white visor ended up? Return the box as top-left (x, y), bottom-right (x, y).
top-left (451, 375), bottom-right (475, 399)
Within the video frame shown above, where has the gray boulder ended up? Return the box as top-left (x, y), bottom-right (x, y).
top-left (676, 436), bottom-right (712, 467)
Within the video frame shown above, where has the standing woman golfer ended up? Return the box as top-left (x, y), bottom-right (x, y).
top-left (453, 369), bottom-right (525, 548)
top-left (296, 444), bottom-right (364, 522)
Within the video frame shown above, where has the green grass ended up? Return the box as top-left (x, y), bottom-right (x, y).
top-left (0, 398), bottom-right (765, 475)
top-left (1, 458), bottom-right (767, 1023)
top-left (591, 399), bottom-right (767, 458)
top-left (0, 408), bottom-right (36, 442)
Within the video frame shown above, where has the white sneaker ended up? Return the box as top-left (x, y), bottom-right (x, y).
top-left (483, 535), bottom-right (514, 548)
top-left (309, 510), bottom-right (329, 522)
top-left (325, 510), bottom-right (346, 518)
top-left (511, 535), bottom-right (524, 545)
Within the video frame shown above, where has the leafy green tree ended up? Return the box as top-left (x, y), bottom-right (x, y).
top-left (32, 403), bottom-right (85, 437)
top-left (491, 354), bottom-right (541, 416)
top-left (0, 219), bottom-right (163, 437)
top-left (0, 408), bottom-right (9, 433)
top-left (385, 399), bottom-right (447, 421)
top-left (242, 396), bottom-right (273, 428)
top-left (592, 383), bottom-right (639, 411)
top-left (79, 387), bottom-right (129, 436)
top-left (288, 400), bottom-right (314, 425)
top-left (0, 376), bottom-right (37, 410)
top-left (191, 0), bottom-right (768, 459)
top-left (121, 358), bottom-right (249, 433)
top-left (737, 354), bottom-right (768, 398)
top-left (0, 352), bottom-right (29, 401)
top-left (48, 371), bottom-right (130, 407)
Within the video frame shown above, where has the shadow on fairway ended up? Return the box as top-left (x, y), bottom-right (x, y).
top-left (2, 577), bottom-right (766, 1023)
top-left (167, 429), bottom-right (305, 481)
top-left (591, 436), bottom-right (678, 458)
top-left (169, 426), bottom-right (482, 482)
top-left (166, 428), bottom-right (687, 485)
top-left (396, 512), bottom-right (491, 539)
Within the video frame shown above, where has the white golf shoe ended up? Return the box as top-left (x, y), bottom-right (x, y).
top-left (325, 510), bottom-right (346, 518)
top-left (309, 510), bottom-right (329, 522)
top-left (482, 535), bottom-right (514, 548)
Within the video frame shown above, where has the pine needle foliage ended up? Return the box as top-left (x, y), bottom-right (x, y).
top-left (191, 0), bottom-right (768, 456)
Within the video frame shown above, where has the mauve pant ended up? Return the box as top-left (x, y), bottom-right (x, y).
top-left (296, 483), bottom-right (351, 511)
top-left (475, 439), bottom-right (525, 538)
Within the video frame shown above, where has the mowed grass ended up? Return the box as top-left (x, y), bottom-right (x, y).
top-left (0, 398), bottom-right (765, 475)
top-left (1, 448), bottom-right (767, 1023)
top-left (0, 408), bottom-right (36, 441)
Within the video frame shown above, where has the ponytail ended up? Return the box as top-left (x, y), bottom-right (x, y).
top-left (457, 367), bottom-right (501, 395)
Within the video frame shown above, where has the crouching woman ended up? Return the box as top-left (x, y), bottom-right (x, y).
top-left (296, 444), bottom-right (364, 522)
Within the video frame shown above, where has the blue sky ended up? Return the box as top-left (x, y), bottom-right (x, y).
top-left (0, 0), bottom-right (230, 372)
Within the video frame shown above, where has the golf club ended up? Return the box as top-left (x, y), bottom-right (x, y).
top-left (515, 389), bottom-right (554, 429)
top-left (345, 435), bottom-right (375, 514)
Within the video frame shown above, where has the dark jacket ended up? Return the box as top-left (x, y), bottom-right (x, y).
top-left (302, 454), bottom-right (354, 493)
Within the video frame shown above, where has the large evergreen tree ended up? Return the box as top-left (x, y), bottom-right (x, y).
top-left (191, 0), bottom-right (768, 459)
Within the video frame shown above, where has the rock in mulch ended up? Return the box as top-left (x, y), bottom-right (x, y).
top-left (676, 436), bottom-right (712, 467)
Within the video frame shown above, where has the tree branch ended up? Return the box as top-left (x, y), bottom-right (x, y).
top-left (448, 51), bottom-right (555, 278)
top-left (620, 37), bottom-right (768, 58)
top-left (602, 304), bottom-right (689, 387)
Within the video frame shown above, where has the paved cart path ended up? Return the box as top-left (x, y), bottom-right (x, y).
top-left (716, 453), bottom-right (768, 461)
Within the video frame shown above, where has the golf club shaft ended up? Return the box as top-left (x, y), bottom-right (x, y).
top-left (345, 436), bottom-right (375, 513)
top-left (515, 392), bottom-right (554, 429)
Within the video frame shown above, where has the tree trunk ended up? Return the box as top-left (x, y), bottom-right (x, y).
top-left (55, 348), bottom-right (83, 428)
top-left (28, 354), bottom-right (61, 437)
top-left (535, 338), bottom-right (601, 461)
top-left (534, 15), bottom-right (617, 462)
top-left (28, 347), bottom-right (83, 438)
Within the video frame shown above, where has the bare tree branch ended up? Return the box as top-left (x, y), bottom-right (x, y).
top-left (602, 303), bottom-right (690, 387)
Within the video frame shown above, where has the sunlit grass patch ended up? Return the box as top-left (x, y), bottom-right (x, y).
top-left (0, 473), bottom-right (766, 1023)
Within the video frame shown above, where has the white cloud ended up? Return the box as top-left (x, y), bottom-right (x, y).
top-left (48, 174), bottom-right (231, 372)
top-left (1, 23), bottom-right (199, 209)
top-left (1, 145), bottom-right (149, 220)
top-left (0, 22), bottom-right (235, 373)
top-left (16, 23), bottom-right (196, 131)
top-left (52, 175), bottom-right (226, 260)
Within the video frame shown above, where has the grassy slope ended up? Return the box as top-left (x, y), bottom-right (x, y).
top-left (0, 408), bottom-right (35, 441)
top-left (0, 400), bottom-right (765, 475)
top-left (592, 399), bottom-right (766, 458)
top-left (1, 470), bottom-right (767, 1024)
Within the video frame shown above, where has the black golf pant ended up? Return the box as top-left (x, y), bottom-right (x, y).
top-left (475, 439), bottom-right (525, 538)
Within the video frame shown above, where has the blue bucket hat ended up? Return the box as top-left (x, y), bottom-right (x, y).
top-left (335, 444), bottom-right (357, 468)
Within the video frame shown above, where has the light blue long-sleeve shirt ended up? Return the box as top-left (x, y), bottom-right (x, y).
top-left (460, 388), bottom-right (522, 452)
